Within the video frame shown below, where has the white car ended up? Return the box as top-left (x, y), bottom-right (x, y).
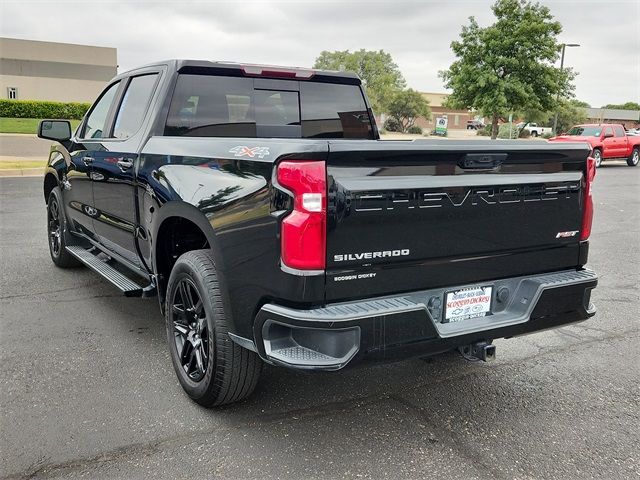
top-left (517, 122), bottom-right (553, 137)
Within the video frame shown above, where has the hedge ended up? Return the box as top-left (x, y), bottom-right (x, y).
top-left (0, 99), bottom-right (91, 120)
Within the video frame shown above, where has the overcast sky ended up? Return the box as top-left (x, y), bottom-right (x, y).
top-left (1, 0), bottom-right (638, 107)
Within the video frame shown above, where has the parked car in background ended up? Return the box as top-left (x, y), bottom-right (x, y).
top-left (627, 128), bottom-right (640, 136)
top-left (466, 119), bottom-right (485, 130)
top-left (517, 122), bottom-right (552, 137)
top-left (549, 124), bottom-right (640, 167)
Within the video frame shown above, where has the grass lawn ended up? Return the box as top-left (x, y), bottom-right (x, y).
top-left (0, 117), bottom-right (81, 134)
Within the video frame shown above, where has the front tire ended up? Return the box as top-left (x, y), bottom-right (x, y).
top-left (627, 147), bottom-right (639, 167)
top-left (47, 187), bottom-right (81, 268)
top-left (165, 250), bottom-right (262, 407)
top-left (593, 148), bottom-right (603, 168)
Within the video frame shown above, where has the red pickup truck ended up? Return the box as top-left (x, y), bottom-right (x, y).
top-left (550, 124), bottom-right (640, 167)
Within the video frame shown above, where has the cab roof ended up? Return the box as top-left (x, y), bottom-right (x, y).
top-left (120, 59), bottom-right (362, 85)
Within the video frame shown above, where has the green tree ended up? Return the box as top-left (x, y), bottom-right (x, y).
top-left (521, 98), bottom-right (588, 131)
top-left (571, 100), bottom-right (590, 108)
top-left (602, 102), bottom-right (640, 110)
top-left (313, 49), bottom-right (406, 113)
top-left (386, 89), bottom-right (431, 133)
top-left (440, 0), bottom-right (574, 139)
top-left (552, 99), bottom-right (588, 134)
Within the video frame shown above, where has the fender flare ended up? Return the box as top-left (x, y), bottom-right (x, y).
top-left (149, 201), bottom-right (237, 328)
top-left (150, 200), bottom-right (226, 275)
top-left (43, 146), bottom-right (72, 201)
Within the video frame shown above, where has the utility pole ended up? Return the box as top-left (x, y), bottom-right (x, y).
top-left (552, 43), bottom-right (580, 135)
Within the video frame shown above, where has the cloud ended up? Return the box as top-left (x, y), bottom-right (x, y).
top-left (1, 0), bottom-right (638, 107)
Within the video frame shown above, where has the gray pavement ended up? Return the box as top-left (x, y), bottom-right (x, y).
top-left (0, 134), bottom-right (52, 159)
top-left (0, 162), bottom-right (638, 480)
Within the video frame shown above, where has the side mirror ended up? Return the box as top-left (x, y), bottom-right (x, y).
top-left (38, 120), bottom-right (72, 142)
top-left (603, 131), bottom-right (614, 139)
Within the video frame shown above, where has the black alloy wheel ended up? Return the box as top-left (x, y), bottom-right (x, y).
top-left (46, 187), bottom-right (80, 268)
top-left (48, 195), bottom-right (62, 258)
top-left (170, 278), bottom-right (210, 382)
top-left (165, 250), bottom-right (262, 406)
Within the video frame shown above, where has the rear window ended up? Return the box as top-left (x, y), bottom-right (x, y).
top-left (164, 74), bottom-right (373, 139)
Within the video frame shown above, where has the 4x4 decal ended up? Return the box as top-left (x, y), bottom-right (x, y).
top-left (229, 146), bottom-right (270, 159)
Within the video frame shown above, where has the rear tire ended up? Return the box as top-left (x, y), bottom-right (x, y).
top-left (165, 249), bottom-right (262, 407)
top-left (531, 131), bottom-right (538, 137)
top-left (47, 187), bottom-right (81, 268)
top-left (593, 148), bottom-right (603, 168)
top-left (628, 147), bottom-right (639, 167)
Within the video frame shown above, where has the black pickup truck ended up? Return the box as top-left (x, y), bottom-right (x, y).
top-left (39, 60), bottom-right (598, 406)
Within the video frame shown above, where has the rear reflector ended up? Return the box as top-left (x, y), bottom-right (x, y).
top-left (277, 161), bottom-right (326, 271)
top-left (580, 156), bottom-right (596, 241)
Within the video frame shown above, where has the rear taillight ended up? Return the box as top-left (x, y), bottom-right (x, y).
top-left (277, 161), bottom-right (326, 271)
top-left (580, 156), bottom-right (596, 241)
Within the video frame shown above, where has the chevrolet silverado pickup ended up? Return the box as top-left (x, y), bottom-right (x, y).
top-left (549, 123), bottom-right (640, 167)
top-left (38, 60), bottom-right (598, 406)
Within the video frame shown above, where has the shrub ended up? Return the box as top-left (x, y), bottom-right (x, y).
top-left (476, 125), bottom-right (492, 136)
top-left (407, 125), bottom-right (423, 134)
top-left (383, 117), bottom-right (402, 132)
top-left (518, 128), bottom-right (531, 139)
top-left (497, 123), bottom-right (519, 139)
top-left (542, 132), bottom-right (554, 139)
top-left (0, 99), bottom-right (90, 120)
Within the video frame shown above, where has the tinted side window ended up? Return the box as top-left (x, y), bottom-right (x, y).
top-left (300, 83), bottom-right (373, 139)
top-left (165, 76), bottom-right (257, 137)
top-left (83, 81), bottom-right (120, 139)
top-left (603, 127), bottom-right (613, 137)
top-left (614, 126), bottom-right (626, 137)
top-left (113, 74), bottom-right (158, 139)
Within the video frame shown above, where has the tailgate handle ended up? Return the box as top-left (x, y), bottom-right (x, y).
top-left (461, 153), bottom-right (507, 169)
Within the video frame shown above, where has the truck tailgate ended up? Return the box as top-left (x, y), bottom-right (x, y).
top-left (325, 140), bottom-right (591, 301)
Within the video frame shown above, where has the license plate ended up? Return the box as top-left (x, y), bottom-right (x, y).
top-left (444, 286), bottom-right (493, 323)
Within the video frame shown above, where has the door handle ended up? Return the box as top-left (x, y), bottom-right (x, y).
top-left (83, 156), bottom-right (94, 166)
top-left (117, 158), bottom-right (134, 171)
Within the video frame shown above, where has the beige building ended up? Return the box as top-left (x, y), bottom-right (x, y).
top-left (0, 37), bottom-right (117, 103)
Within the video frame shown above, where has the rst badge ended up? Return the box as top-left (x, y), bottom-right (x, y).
top-left (556, 230), bottom-right (579, 238)
top-left (229, 146), bottom-right (270, 158)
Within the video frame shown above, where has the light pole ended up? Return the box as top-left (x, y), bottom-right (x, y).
top-left (552, 43), bottom-right (580, 135)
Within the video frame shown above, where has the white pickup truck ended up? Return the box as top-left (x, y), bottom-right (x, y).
top-left (518, 122), bottom-right (553, 137)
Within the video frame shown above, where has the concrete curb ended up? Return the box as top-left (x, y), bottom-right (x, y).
top-left (0, 133), bottom-right (39, 137)
top-left (0, 167), bottom-right (43, 178)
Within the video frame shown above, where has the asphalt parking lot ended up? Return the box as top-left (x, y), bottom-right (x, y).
top-left (1, 163), bottom-right (638, 480)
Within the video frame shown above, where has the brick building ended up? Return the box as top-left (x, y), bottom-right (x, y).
top-left (377, 91), bottom-right (483, 131)
top-left (584, 107), bottom-right (640, 130)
